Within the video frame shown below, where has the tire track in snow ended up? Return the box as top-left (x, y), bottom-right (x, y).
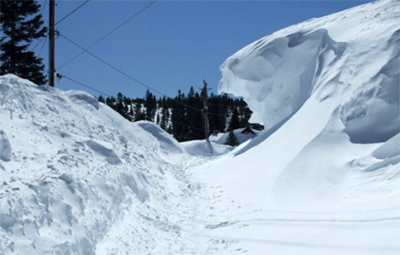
top-left (207, 235), bottom-right (400, 253)
top-left (203, 215), bottom-right (400, 229)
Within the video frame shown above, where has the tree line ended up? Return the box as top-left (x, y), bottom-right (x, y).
top-left (98, 87), bottom-right (254, 142)
top-left (0, 0), bottom-right (260, 143)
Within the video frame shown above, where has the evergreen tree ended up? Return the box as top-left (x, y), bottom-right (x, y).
top-left (145, 90), bottom-right (156, 121)
top-left (225, 129), bottom-right (239, 146)
top-left (97, 95), bottom-right (105, 103)
top-left (160, 108), bottom-right (167, 130)
top-left (134, 102), bottom-right (145, 121)
top-left (186, 86), bottom-right (203, 140)
top-left (0, 0), bottom-right (47, 85)
top-left (229, 108), bottom-right (241, 130)
top-left (171, 90), bottom-right (187, 141)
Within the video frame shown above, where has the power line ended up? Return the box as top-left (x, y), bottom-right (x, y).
top-left (59, 33), bottom-right (157, 92)
top-left (31, 37), bottom-right (45, 52)
top-left (60, 74), bottom-right (206, 132)
top-left (40, 0), bottom-right (48, 16)
top-left (59, 33), bottom-right (207, 114)
top-left (61, 73), bottom-right (112, 97)
top-left (58, 34), bottom-right (228, 119)
top-left (55, 0), bottom-right (90, 25)
top-left (38, 37), bottom-right (47, 57)
top-left (57, 0), bottom-right (158, 70)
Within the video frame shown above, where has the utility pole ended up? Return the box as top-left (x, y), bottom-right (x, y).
top-left (202, 80), bottom-right (209, 140)
top-left (49, 0), bottom-right (55, 87)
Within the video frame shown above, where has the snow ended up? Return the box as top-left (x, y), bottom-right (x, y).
top-left (208, 127), bottom-right (262, 145)
top-left (1, 0), bottom-right (400, 254)
top-left (0, 130), bottom-right (12, 162)
top-left (219, 0), bottom-right (400, 137)
top-left (0, 74), bottom-right (200, 254)
top-left (180, 139), bottom-right (233, 157)
top-left (135, 120), bottom-right (185, 162)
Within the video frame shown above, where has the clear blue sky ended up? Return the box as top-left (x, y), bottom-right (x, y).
top-left (36, 0), bottom-right (372, 99)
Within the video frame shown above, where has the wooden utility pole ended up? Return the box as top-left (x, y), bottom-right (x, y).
top-left (202, 80), bottom-right (209, 140)
top-left (49, 0), bottom-right (55, 87)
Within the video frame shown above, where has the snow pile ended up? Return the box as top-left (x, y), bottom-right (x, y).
top-left (216, 0), bottom-right (400, 205)
top-left (1, 0), bottom-right (400, 254)
top-left (180, 139), bottom-right (233, 157)
top-left (0, 74), bottom-right (200, 254)
top-left (135, 120), bottom-right (185, 162)
top-left (187, 0), bottom-right (400, 254)
top-left (219, 0), bottom-right (399, 139)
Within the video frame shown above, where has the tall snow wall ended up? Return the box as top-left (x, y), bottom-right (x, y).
top-left (219, 0), bottom-right (400, 143)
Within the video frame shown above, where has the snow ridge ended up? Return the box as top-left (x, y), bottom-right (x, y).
top-left (220, 28), bottom-right (346, 129)
top-left (0, 74), bottom-right (203, 254)
top-left (219, 0), bottom-right (400, 142)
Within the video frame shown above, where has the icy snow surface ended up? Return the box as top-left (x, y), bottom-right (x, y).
top-left (1, 0), bottom-right (400, 254)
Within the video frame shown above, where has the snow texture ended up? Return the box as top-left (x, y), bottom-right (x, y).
top-left (1, 0), bottom-right (400, 254)
top-left (0, 130), bottom-right (12, 162)
top-left (219, 0), bottom-right (400, 145)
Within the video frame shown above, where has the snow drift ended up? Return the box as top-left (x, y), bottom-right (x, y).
top-left (196, 0), bottom-right (400, 253)
top-left (219, 0), bottom-right (400, 143)
top-left (0, 74), bottom-right (199, 254)
top-left (217, 0), bottom-right (400, 205)
top-left (1, 0), bottom-right (400, 254)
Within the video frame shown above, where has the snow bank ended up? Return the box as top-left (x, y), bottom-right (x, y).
top-left (136, 120), bottom-right (184, 162)
top-left (216, 0), bottom-right (400, 208)
top-left (219, 0), bottom-right (400, 144)
top-left (180, 140), bottom-right (232, 157)
top-left (191, 1), bottom-right (400, 253)
top-left (220, 29), bottom-right (346, 129)
top-left (0, 74), bottom-right (195, 254)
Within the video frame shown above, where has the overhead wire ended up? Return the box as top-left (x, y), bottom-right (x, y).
top-left (58, 33), bottom-right (212, 115)
top-left (40, 0), bottom-right (48, 16)
top-left (57, 0), bottom-right (158, 70)
top-left (30, 38), bottom-right (43, 52)
top-left (38, 37), bottom-right (47, 57)
top-left (55, 0), bottom-right (90, 25)
top-left (60, 74), bottom-right (206, 132)
top-left (55, 1), bottom-right (226, 118)
top-left (62, 74), bottom-right (112, 97)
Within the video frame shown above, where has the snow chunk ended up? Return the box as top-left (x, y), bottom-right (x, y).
top-left (136, 121), bottom-right (183, 155)
top-left (0, 130), bottom-right (11, 162)
top-left (136, 121), bottom-right (185, 162)
top-left (66, 90), bottom-right (100, 110)
top-left (340, 29), bottom-right (400, 143)
top-left (86, 139), bottom-right (121, 164)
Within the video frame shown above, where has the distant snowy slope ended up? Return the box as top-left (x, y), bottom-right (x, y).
top-left (0, 74), bottom-right (200, 255)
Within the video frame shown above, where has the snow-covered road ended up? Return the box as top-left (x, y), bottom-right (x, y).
top-left (1, 0), bottom-right (400, 253)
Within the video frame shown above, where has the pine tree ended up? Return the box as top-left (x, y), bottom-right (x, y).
top-left (225, 129), bottom-right (239, 146)
top-left (0, 0), bottom-right (47, 85)
top-left (229, 108), bottom-right (241, 130)
top-left (134, 102), bottom-right (145, 121)
top-left (97, 95), bottom-right (105, 103)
